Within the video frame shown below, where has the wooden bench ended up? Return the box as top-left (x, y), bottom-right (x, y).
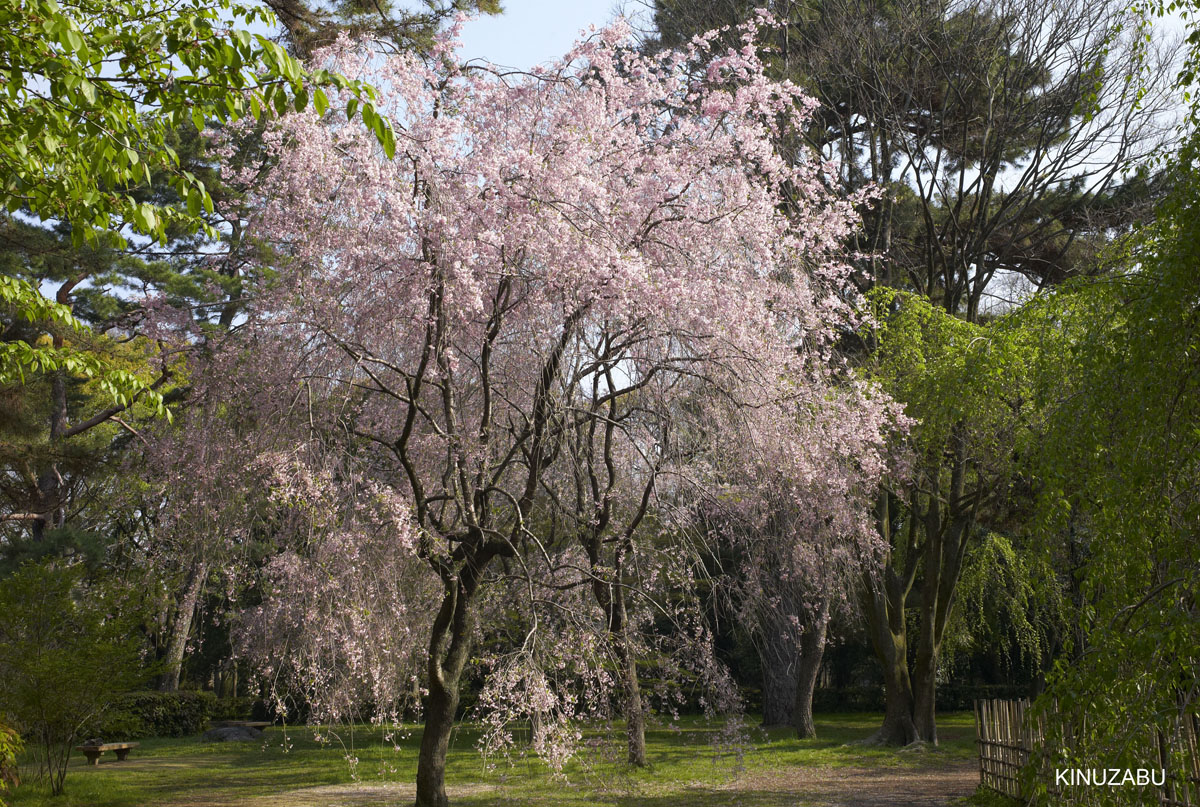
top-left (75, 742), bottom-right (138, 766)
top-left (210, 720), bottom-right (271, 729)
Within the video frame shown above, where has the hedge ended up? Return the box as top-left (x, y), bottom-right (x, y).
top-left (86, 691), bottom-right (216, 740)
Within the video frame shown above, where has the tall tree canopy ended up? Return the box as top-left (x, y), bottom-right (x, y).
top-left (237, 19), bottom-right (896, 805)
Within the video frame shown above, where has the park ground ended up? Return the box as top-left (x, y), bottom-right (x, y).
top-left (8, 712), bottom-right (1000, 807)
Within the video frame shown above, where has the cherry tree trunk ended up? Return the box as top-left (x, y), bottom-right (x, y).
top-left (760, 654), bottom-right (796, 727)
top-left (756, 605), bottom-right (798, 726)
top-left (616, 635), bottom-right (647, 766)
top-left (159, 560), bottom-right (207, 692)
top-left (792, 599), bottom-right (830, 740)
top-left (416, 572), bottom-right (479, 807)
top-left (610, 579), bottom-right (646, 766)
top-left (416, 673), bottom-right (460, 807)
top-left (590, 548), bottom-right (647, 766)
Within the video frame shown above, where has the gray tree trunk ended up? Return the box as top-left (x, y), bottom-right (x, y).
top-left (792, 599), bottom-right (830, 739)
top-left (415, 568), bottom-right (479, 807)
top-left (159, 560), bottom-right (207, 692)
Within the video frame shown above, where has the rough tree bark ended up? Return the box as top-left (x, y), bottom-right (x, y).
top-left (860, 491), bottom-right (920, 746)
top-left (415, 557), bottom-right (485, 807)
top-left (159, 560), bottom-right (207, 692)
top-left (862, 445), bottom-right (979, 745)
top-left (760, 647), bottom-right (796, 727)
top-left (591, 545), bottom-right (647, 766)
top-left (411, 300), bottom-right (579, 804)
top-left (792, 597), bottom-right (830, 740)
top-left (909, 465), bottom-right (974, 745)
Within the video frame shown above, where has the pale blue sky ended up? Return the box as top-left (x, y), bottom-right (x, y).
top-left (458, 0), bottom-right (645, 69)
top-left (458, 3), bottom-right (1186, 72)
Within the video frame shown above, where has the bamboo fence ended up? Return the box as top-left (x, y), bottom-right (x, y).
top-left (974, 698), bottom-right (1200, 806)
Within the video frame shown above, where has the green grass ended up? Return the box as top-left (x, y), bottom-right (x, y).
top-left (7, 712), bottom-right (980, 807)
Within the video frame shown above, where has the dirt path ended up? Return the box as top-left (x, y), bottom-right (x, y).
top-left (126, 754), bottom-right (977, 806)
top-left (724, 762), bottom-right (978, 806)
top-left (157, 764), bottom-right (977, 807)
top-left (245, 782), bottom-right (493, 807)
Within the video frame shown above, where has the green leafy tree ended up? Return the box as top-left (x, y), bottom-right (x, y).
top-left (1008, 4), bottom-right (1200, 800)
top-left (0, 561), bottom-right (146, 796)
top-left (0, 124), bottom-right (246, 544)
top-left (858, 288), bottom-right (1043, 743)
top-left (0, 276), bottom-right (153, 402)
top-left (1022, 135), bottom-right (1200, 807)
top-left (0, 0), bottom-right (401, 543)
top-left (1, 0), bottom-right (392, 248)
top-left (0, 0), bottom-right (397, 392)
top-left (943, 532), bottom-right (1066, 688)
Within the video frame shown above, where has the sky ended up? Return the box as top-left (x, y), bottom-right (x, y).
top-left (457, 0), bottom-right (647, 69)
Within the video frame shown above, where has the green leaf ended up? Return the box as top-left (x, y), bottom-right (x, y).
top-left (62, 28), bottom-right (84, 53)
top-left (131, 202), bottom-right (157, 233)
top-left (381, 124), bottom-right (396, 160)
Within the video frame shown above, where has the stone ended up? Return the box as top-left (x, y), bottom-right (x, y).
top-left (202, 726), bottom-right (262, 742)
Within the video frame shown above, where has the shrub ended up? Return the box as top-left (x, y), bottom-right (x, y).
top-left (0, 723), bottom-right (20, 807)
top-left (0, 562), bottom-right (145, 795)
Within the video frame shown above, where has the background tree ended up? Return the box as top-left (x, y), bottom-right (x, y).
top-left (701, 379), bottom-right (896, 737)
top-left (652, 0), bottom-right (1176, 310)
top-left (650, 0), bottom-right (1179, 745)
top-left (264, 0), bottom-right (501, 57)
top-left (856, 288), bottom-right (1041, 743)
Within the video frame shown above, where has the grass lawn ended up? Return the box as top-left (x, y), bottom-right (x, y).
top-left (8, 712), bottom-right (982, 807)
